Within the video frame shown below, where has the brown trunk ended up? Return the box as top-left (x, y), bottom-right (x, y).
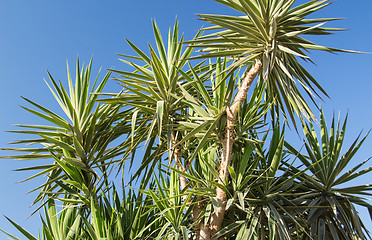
top-left (172, 132), bottom-right (188, 199)
top-left (172, 131), bottom-right (205, 238)
top-left (174, 143), bottom-right (188, 196)
top-left (209, 62), bottom-right (262, 239)
top-left (193, 196), bottom-right (210, 240)
top-left (200, 223), bottom-right (211, 240)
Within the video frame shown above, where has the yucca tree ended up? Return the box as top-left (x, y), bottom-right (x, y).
top-left (185, 0), bottom-right (355, 237)
top-left (141, 169), bottom-right (195, 239)
top-left (167, 57), bottom-right (270, 238)
top-left (2, 182), bottom-right (164, 240)
top-left (211, 127), bottom-right (294, 239)
top-left (102, 20), bottom-right (228, 238)
top-left (102, 20), bottom-right (212, 186)
top-left (2, 1), bottom-right (372, 240)
top-left (0, 59), bottom-right (128, 210)
top-left (285, 111), bottom-right (372, 239)
top-left (2, 198), bottom-right (84, 240)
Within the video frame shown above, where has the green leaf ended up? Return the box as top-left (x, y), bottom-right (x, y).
top-left (4, 217), bottom-right (37, 240)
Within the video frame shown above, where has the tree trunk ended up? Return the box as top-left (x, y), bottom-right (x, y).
top-left (209, 62), bottom-right (262, 239)
top-left (172, 131), bottom-right (206, 238)
top-left (200, 223), bottom-right (211, 240)
top-left (173, 134), bottom-right (188, 196)
top-left (193, 196), bottom-right (210, 240)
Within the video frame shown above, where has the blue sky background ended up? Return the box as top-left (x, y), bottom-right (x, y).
top-left (1, 0), bottom-right (372, 237)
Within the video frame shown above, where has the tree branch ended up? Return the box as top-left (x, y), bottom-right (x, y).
top-left (209, 62), bottom-right (262, 239)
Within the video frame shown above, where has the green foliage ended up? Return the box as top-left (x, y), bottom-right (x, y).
top-left (0, 59), bottom-right (128, 210)
top-left (285, 111), bottom-right (372, 239)
top-left (188, 0), bottom-right (356, 124)
top-left (2, 184), bottom-right (164, 240)
top-left (2, 0), bottom-right (372, 239)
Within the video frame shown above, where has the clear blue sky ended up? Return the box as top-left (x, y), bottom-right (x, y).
top-left (1, 0), bottom-right (372, 237)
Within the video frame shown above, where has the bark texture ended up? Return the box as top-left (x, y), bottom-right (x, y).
top-left (209, 62), bottom-right (262, 239)
top-left (200, 223), bottom-right (211, 240)
top-left (194, 196), bottom-right (210, 240)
